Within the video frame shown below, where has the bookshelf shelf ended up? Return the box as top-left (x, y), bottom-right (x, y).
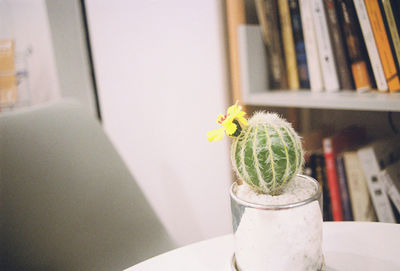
top-left (243, 90), bottom-right (400, 112)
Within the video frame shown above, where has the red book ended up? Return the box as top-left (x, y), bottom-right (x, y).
top-left (322, 126), bottom-right (366, 221)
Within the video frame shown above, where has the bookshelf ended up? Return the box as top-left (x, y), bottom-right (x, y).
top-left (225, 0), bottom-right (400, 223)
top-left (237, 25), bottom-right (400, 113)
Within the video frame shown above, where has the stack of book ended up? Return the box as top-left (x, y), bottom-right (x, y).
top-left (303, 127), bottom-right (400, 222)
top-left (255, 0), bottom-right (400, 93)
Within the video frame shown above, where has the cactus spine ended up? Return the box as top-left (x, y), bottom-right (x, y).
top-left (231, 112), bottom-right (304, 195)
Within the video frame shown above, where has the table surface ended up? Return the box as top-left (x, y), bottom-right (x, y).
top-left (124, 222), bottom-right (400, 271)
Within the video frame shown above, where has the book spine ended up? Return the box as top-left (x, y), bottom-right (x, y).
top-left (324, 0), bottom-right (354, 90)
top-left (255, 0), bottom-right (270, 45)
top-left (278, 0), bottom-right (300, 89)
top-left (337, 0), bottom-right (372, 92)
top-left (309, 153), bottom-right (332, 220)
top-left (289, 0), bottom-right (310, 89)
top-left (380, 0), bottom-right (400, 79)
top-left (364, 0), bottom-right (400, 92)
top-left (265, 0), bottom-right (288, 89)
top-left (311, 0), bottom-right (340, 92)
top-left (343, 151), bottom-right (376, 221)
top-left (381, 171), bottom-right (400, 214)
top-left (322, 137), bottom-right (343, 221)
top-left (390, 0), bottom-right (400, 32)
top-left (357, 147), bottom-right (395, 223)
top-left (353, 0), bottom-right (388, 91)
top-left (299, 0), bottom-right (324, 91)
top-left (317, 154), bottom-right (333, 220)
top-left (255, 0), bottom-right (275, 89)
top-left (336, 155), bottom-right (353, 220)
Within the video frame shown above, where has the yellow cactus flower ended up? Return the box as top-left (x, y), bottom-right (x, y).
top-left (207, 101), bottom-right (248, 142)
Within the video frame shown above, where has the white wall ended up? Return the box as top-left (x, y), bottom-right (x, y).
top-left (85, 0), bottom-right (232, 246)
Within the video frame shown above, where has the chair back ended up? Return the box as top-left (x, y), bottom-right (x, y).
top-left (0, 100), bottom-right (174, 271)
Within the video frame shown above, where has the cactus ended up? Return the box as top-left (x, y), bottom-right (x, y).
top-left (207, 103), bottom-right (304, 195)
top-left (231, 112), bottom-right (303, 195)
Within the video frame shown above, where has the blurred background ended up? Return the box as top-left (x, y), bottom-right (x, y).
top-left (0, 0), bottom-right (233, 247)
top-left (2, 0), bottom-right (400, 254)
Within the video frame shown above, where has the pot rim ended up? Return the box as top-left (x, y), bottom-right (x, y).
top-left (230, 174), bottom-right (322, 210)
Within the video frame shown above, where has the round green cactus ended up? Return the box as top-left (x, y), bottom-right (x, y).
top-left (231, 112), bottom-right (304, 195)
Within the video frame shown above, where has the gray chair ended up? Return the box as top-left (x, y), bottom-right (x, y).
top-left (0, 99), bottom-right (175, 271)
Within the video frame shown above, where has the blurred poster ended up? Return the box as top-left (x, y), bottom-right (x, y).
top-left (0, 0), bottom-right (60, 108)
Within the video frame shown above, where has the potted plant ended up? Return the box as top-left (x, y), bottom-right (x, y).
top-left (207, 102), bottom-right (324, 271)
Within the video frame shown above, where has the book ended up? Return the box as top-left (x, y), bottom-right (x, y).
top-left (299, 0), bottom-right (324, 92)
top-left (353, 0), bottom-right (388, 92)
top-left (380, 159), bottom-right (400, 214)
top-left (311, 0), bottom-right (340, 92)
top-left (255, 0), bottom-right (270, 45)
top-left (364, 0), bottom-right (400, 92)
top-left (226, 0), bottom-right (246, 103)
top-left (309, 152), bottom-right (333, 221)
top-left (0, 39), bottom-right (18, 106)
top-left (255, 0), bottom-right (287, 89)
top-left (323, 0), bottom-right (353, 90)
top-left (357, 136), bottom-right (400, 222)
top-left (336, 0), bottom-right (372, 92)
top-left (343, 150), bottom-right (376, 221)
top-left (380, 0), bottom-right (400, 74)
top-left (322, 126), bottom-right (366, 221)
top-left (336, 155), bottom-right (353, 220)
top-left (390, 0), bottom-right (400, 33)
top-left (278, 0), bottom-right (300, 90)
top-left (302, 130), bottom-right (333, 221)
top-left (266, 0), bottom-right (288, 89)
top-left (303, 129), bottom-right (334, 220)
top-left (289, 0), bottom-right (310, 89)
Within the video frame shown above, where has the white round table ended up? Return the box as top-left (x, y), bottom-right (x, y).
top-left (124, 222), bottom-right (400, 271)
